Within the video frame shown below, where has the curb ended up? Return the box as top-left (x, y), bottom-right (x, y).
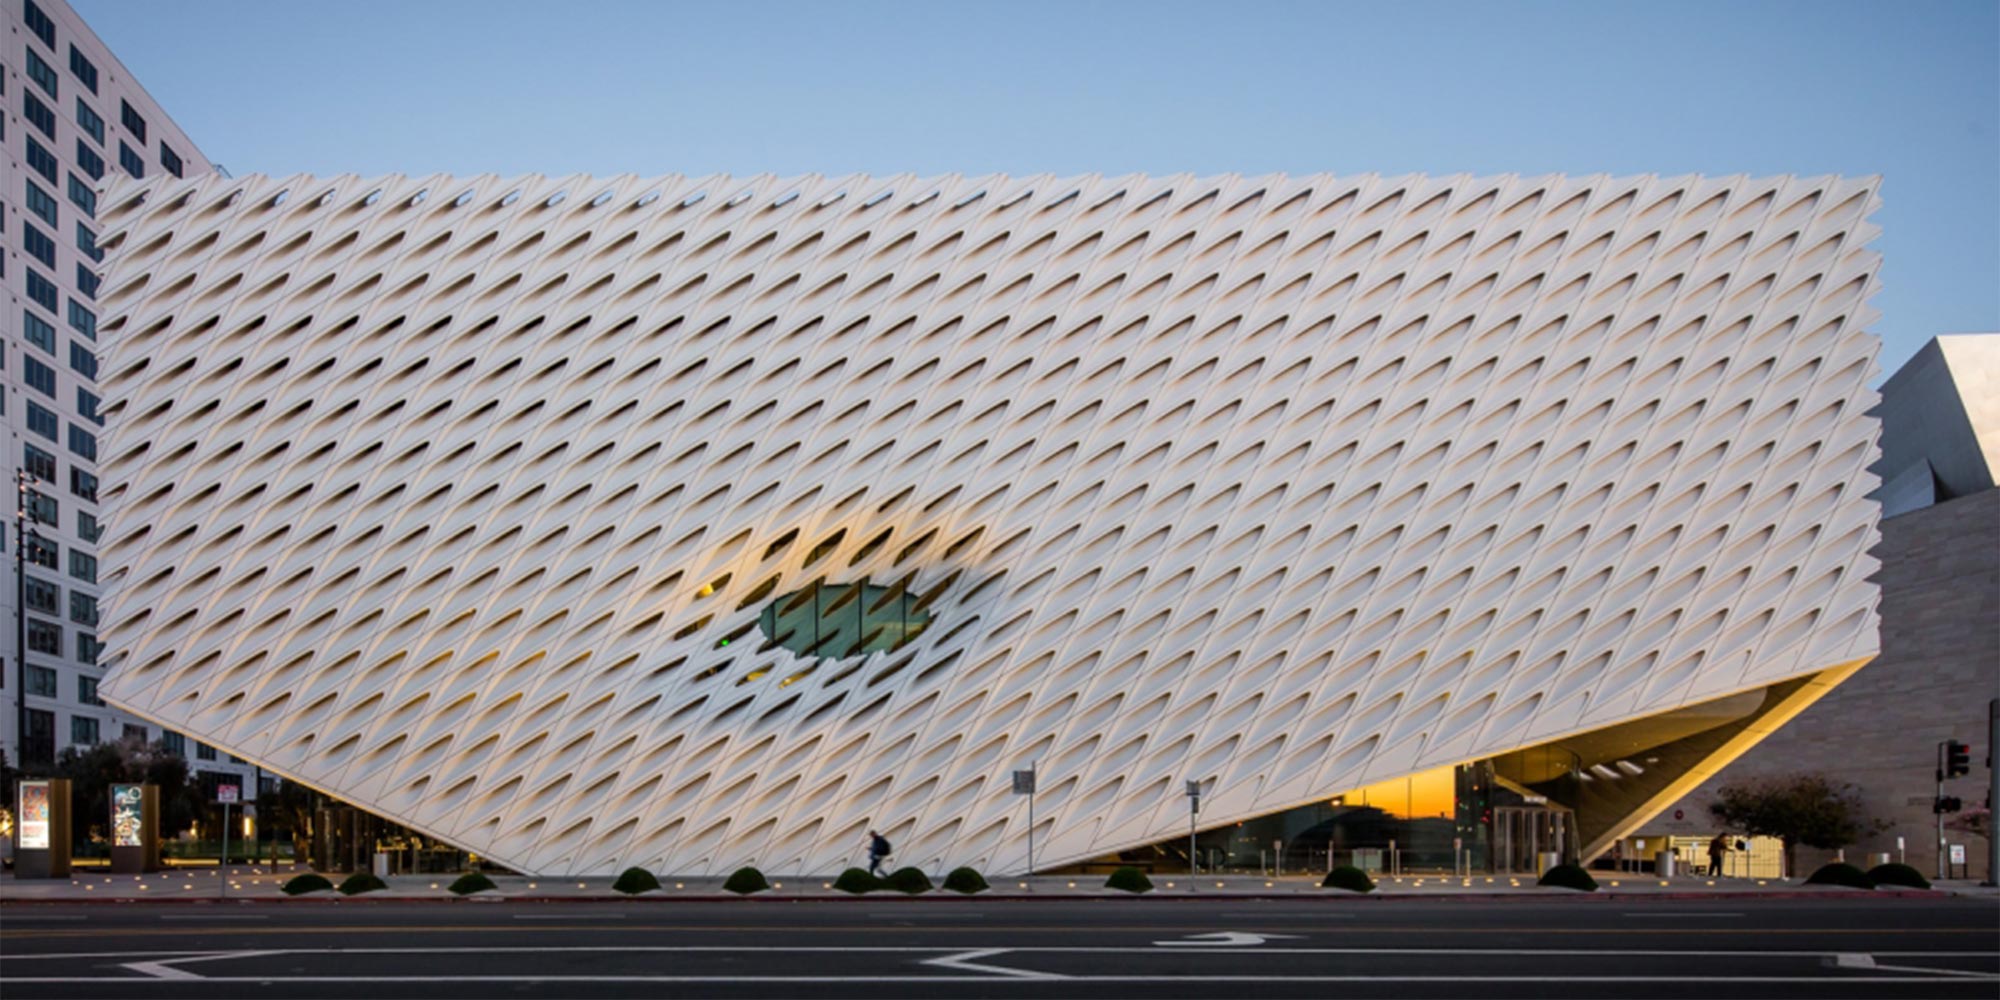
top-left (0, 888), bottom-right (1949, 905)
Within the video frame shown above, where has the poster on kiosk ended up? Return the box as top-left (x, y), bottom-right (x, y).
top-left (13, 778), bottom-right (72, 878)
top-left (109, 783), bottom-right (161, 873)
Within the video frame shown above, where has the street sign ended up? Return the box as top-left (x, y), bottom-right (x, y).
top-left (1949, 843), bottom-right (1967, 865)
top-left (216, 784), bottom-right (240, 804)
top-left (1011, 770), bottom-right (1036, 795)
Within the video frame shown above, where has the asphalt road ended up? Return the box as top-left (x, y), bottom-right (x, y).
top-left (2, 895), bottom-right (1995, 999)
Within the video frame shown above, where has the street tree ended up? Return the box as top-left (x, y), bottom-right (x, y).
top-left (1708, 773), bottom-right (1881, 876)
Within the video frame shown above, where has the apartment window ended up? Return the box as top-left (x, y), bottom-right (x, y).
top-left (26, 534), bottom-right (57, 569)
top-left (121, 724), bottom-right (146, 744)
top-left (26, 665), bottom-right (57, 697)
top-left (74, 264), bottom-right (98, 299)
top-left (23, 308), bottom-right (57, 351)
top-left (23, 709), bottom-right (55, 765)
top-left (74, 140), bottom-right (103, 179)
top-left (22, 91), bottom-right (56, 138)
top-left (69, 467), bottom-right (96, 503)
top-left (67, 422), bottom-right (96, 461)
top-left (26, 137), bottom-right (59, 182)
top-left (23, 355), bottom-right (56, 397)
top-left (74, 98), bottom-right (103, 142)
top-left (78, 510), bottom-right (101, 543)
top-left (24, 443), bottom-right (57, 482)
top-left (24, 179), bottom-right (58, 225)
top-left (26, 400), bottom-right (59, 440)
top-left (24, 576), bottom-right (59, 614)
top-left (69, 548), bottom-right (96, 582)
top-left (76, 222), bottom-right (102, 261)
top-left (70, 590), bottom-right (98, 627)
top-left (161, 731), bottom-right (185, 756)
top-left (77, 388), bottom-right (102, 425)
top-left (27, 618), bottom-right (62, 655)
top-left (160, 144), bottom-right (183, 178)
top-left (195, 742), bottom-right (217, 761)
top-left (22, 220), bottom-right (57, 267)
top-left (23, 1), bottom-right (56, 48)
top-left (67, 174), bottom-right (95, 216)
top-left (67, 300), bottom-right (95, 340)
top-left (118, 142), bottom-right (144, 179)
top-left (78, 632), bottom-right (102, 666)
top-left (77, 675), bottom-right (102, 706)
top-left (119, 99), bottom-right (147, 142)
top-left (71, 339), bottom-right (98, 377)
top-left (25, 48), bottom-right (58, 98)
top-left (68, 45), bottom-right (97, 93)
top-left (70, 715), bottom-right (99, 746)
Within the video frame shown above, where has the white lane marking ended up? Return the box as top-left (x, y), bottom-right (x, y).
top-left (1155, 931), bottom-right (1304, 947)
top-left (7, 975), bottom-right (1999, 984)
top-left (120, 950), bottom-right (281, 981)
top-left (1, 915), bottom-right (87, 921)
top-left (10, 946), bottom-right (1998, 959)
top-left (1834, 953), bottom-right (1876, 968)
top-left (1623, 912), bottom-right (1746, 918)
top-left (161, 915), bottom-right (271, 921)
top-left (920, 948), bottom-right (1066, 980)
top-left (1223, 910), bottom-right (1351, 919)
top-left (510, 914), bottom-right (626, 920)
top-left (869, 911), bottom-right (986, 918)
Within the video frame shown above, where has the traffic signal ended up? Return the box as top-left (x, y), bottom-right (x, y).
top-left (1945, 740), bottom-right (1972, 778)
top-left (1933, 796), bottom-right (1963, 814)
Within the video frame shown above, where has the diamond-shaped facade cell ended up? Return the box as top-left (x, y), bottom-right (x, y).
top-left (93, 172), bottom-right (1882, 875)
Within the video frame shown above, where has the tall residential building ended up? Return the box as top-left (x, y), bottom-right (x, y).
top-left (96, 170), bottom-right (1883, 875)
top-left (3, 0), bottom-right (250, 788)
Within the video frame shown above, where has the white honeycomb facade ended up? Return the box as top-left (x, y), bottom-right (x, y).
top-left (93, 172), bottom-right (1883, 876)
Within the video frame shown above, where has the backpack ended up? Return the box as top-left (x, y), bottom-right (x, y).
top-left (872, 835), bottom-right (891, 856)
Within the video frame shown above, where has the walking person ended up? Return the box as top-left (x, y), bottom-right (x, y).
top-left (867, 829), bottom-right (891, 877)
top-left (1707, 832), bottom-right (1729, 877)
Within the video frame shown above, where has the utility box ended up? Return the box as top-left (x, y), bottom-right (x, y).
top-left (1655, 850), bottom-right (1676, 877)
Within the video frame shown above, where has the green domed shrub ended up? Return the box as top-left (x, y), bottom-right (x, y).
top-left (942, 867), bottom-right (989, 895)
top-left (1321, 865), bottom-right (1376, 893)
top-left (883, 866), bottom-right (933, 894)
top-left (338, 872), bottom-right (388, 896)
top-left (1865, 862), bottom-right (1931, 889)
top-left (447, 872), bottom-right (496, 896)
top-left (1805, 862), bottom-right (1874, 889)
top-left (1536, 864), bottom-right (1598, 892)
top-left (833, 867), bottom-right (883, 894)
top-left (723, 866), bottom-right (770, 894)
top-left (1105, 866), bottom-right (1153, 893)
top-left (281, 873), bottom-right (334, 896)
top-left (612, 866), bottom-right (661, 895)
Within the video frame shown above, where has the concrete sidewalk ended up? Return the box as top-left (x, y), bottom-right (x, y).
top-left (0, 864), bottom-right (1981, 903)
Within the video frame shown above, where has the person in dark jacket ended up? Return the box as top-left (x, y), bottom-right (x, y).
top-left (868, 830), bottom-right (891, 876)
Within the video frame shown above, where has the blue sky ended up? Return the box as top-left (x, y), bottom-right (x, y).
top-left (75, 0), bottom-right (1997, 377)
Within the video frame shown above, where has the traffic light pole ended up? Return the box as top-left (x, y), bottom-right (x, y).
top-left (1987, 699), bottom-right (1999, 887)
top-left (1935, 741), bottom-right (1945, 880)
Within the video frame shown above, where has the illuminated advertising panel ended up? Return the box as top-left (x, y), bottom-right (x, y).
top-left (19, 781), bottom-right (52, 849)
top-left (112, 784), bottom-right (143, 848)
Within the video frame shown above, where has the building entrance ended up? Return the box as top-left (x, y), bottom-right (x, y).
top-left (1493, 805), bottom-right (1573, 874)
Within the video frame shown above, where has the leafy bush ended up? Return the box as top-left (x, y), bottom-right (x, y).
top-left (1805, 862), bottom-right (1874, 888)
top-left (1104, 866), bottom-right (1154, 893)
top-left (612, 866), bottom-right (661, 895)
top-left (338, 872), bottom-right (388, 896)
top-left (1864, 862), bottom-right (1931, 890)
top-left (942, 867), bottom-right (989, 895)
top-left (281, 873), bottom-right (334, 896)
top-left (882, 866), bottom-right (933, 894)
top-left (447, 872), bottom-right (496, 896)
top-left (833, 867), bottom-right (882, 894)
top-left (723, 866), bottom-right (769, 894)
top-left (1536, 864), bottom-right (1598, 892)
top-left (1321, 865), bottom-right (1375, 893)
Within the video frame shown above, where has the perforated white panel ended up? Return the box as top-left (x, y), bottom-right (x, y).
top-left (95, 172), bottom-right (1882, 875)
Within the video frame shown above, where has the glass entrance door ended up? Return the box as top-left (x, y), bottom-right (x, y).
top-left (1493, 806), bottom-right (1573, 874)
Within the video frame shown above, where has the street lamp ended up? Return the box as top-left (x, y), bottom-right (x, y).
top-left (14, 469), bottom-right (44, 770)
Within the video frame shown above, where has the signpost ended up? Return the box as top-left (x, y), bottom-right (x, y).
top-left (217, 783), bottom-right (240, 898)
top-left (1186, 781), bottom-right (1201, 875)
top-left (1011, 766), bottom-right (1036, 877)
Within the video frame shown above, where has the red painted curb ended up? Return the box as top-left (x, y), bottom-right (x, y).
top-left (0, 888), bottom-right (1947, 905)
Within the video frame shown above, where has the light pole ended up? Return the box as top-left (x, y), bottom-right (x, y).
top-left (1186, 780), bottom-right (1201, 875)
top-left (13, 469), bottom-right (42, 771)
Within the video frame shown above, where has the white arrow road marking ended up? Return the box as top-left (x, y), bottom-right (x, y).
top-left (121, 950), bottom-right (280, 980)
top-left (1154, 931), bottom-right (1305, 947)
top-left (919, 948), bottom-right (1067, 980)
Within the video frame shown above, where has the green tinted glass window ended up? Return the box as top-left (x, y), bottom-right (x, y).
top-left (758, 579), bottom-right (930, 660)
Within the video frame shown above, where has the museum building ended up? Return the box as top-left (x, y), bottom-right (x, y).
top-left (89, 171), bottom-right (1882, 876)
